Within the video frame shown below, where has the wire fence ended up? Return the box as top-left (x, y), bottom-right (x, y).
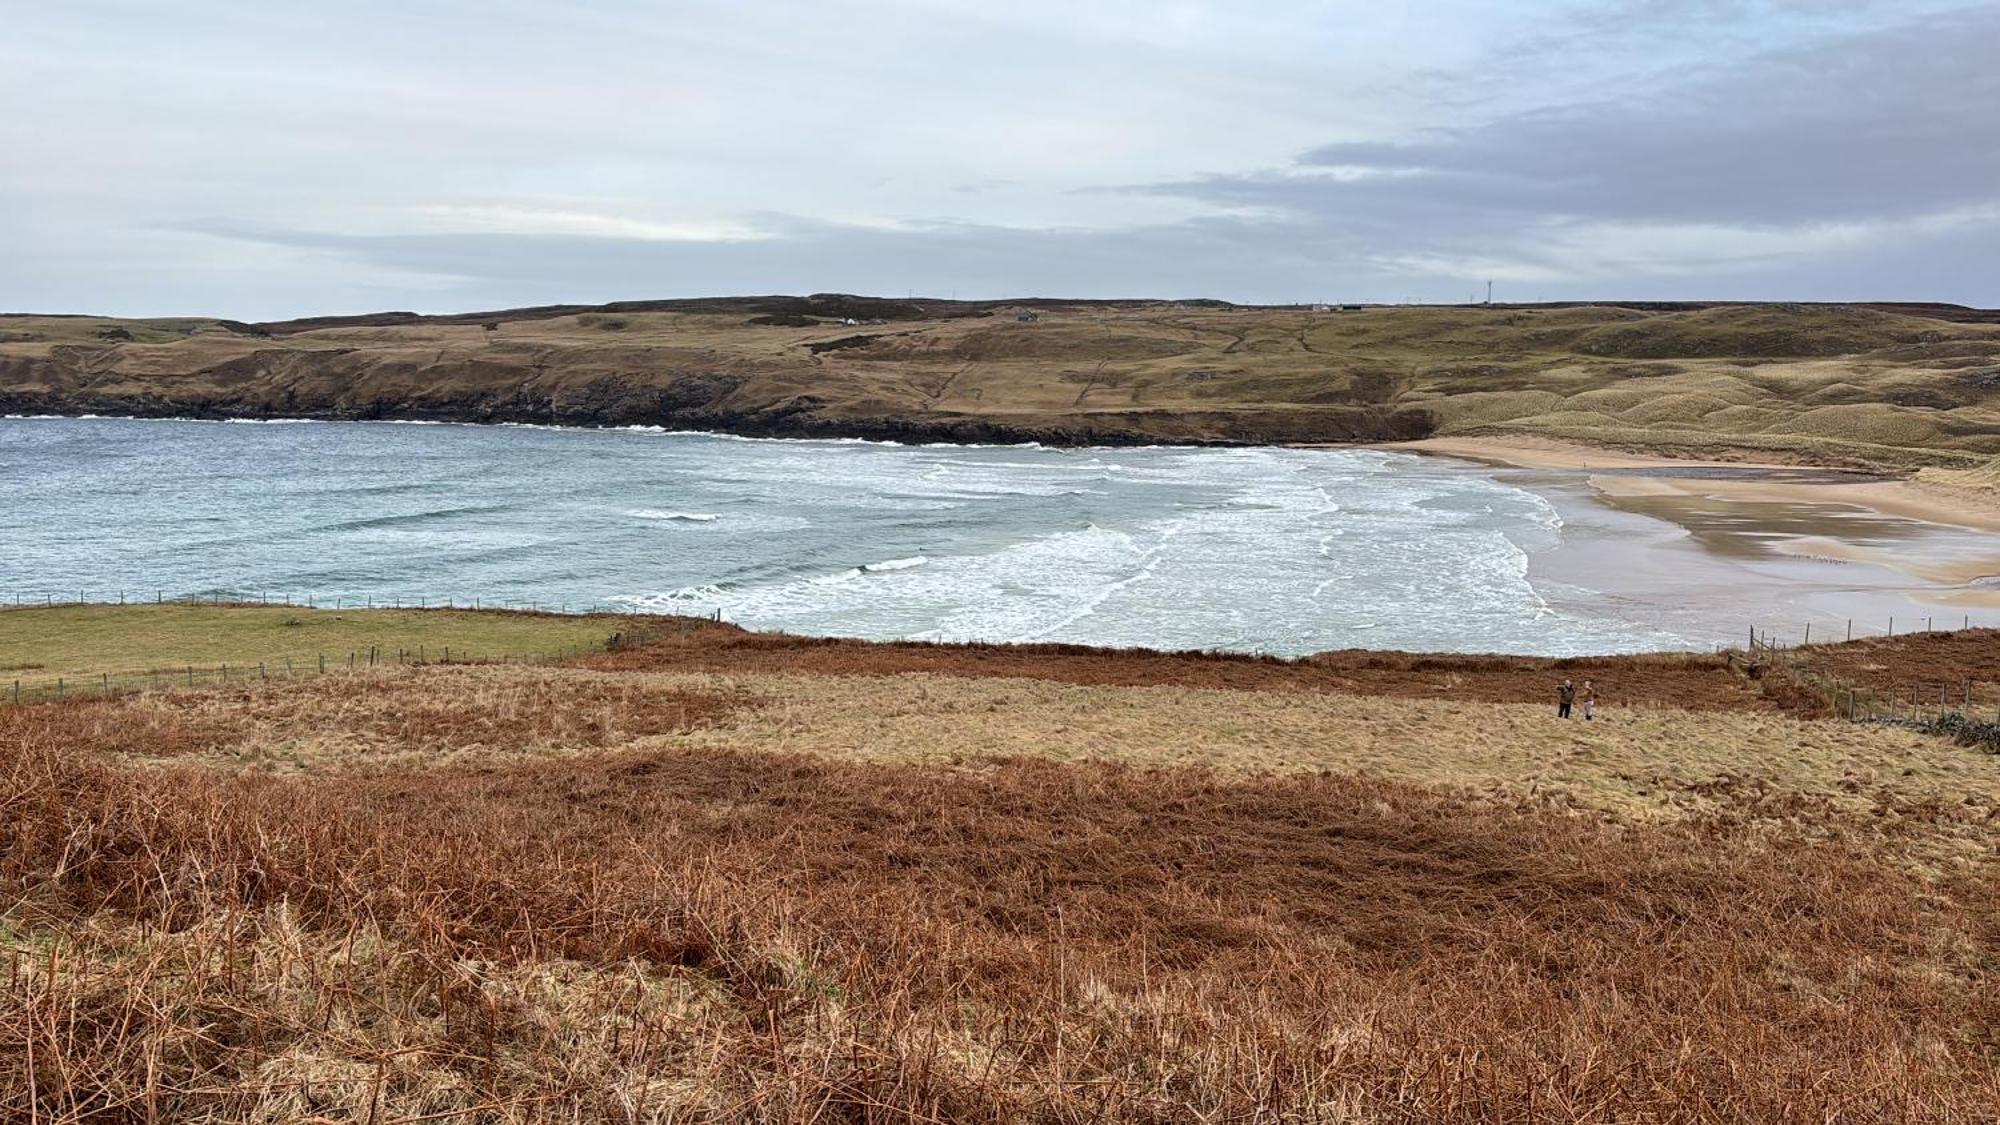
top-left (5, 594), bottom-right (1997, 750)
top-left (1742, 611), bottom-right (1992, 649)
top-left (0, 594), bottom-right (716, 709)
top-left (1, 589), bottom-right (646, 615)
top-left (1736, 620), bottom-right (2000, 750)
top-left (1, 636), bottom-right (664, 708)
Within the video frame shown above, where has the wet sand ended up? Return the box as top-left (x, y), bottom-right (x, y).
top-left (1402, 436), bottom-right (2000, 534)
top-left (1388, 437), bottom-right (2000, 645)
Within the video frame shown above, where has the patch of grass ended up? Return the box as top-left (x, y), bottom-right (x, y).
top-left (2, 725), bottom-right (1994, 1120)
top-left (41, 662), bottom-right (2000, 855)
top-left (0, 603), bottom-right (634, 689)
top-left (0, 315), bottom-right (227, 345)
top-left (2, 622), bottom-right (1998, 1118)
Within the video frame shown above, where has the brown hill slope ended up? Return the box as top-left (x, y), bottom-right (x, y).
top-left (4, 612), bottom-right (1997, 1119)
top-left (4, 299), bottom-right (1999, 466)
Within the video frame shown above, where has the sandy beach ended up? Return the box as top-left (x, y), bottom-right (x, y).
top-left (1400, 436), bottom-right (2000, 534)
top-left (1391, 436), bottom-right (2000, 627)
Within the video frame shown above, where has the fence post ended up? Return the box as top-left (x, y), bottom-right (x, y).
top-left (56, 677), bottom-right (64, 700)
top-left (11, 681), bottom-right (18, 705)
top-left (1927, 616), bottom-right (1934, 632)
top-left (1888, 616), bottom-right (1895, 637)
top-left (1846, 619), bottom-right (1852, 642)
top-left (319, 653), bottom-right (326, 674)
top-left (1803, 623), bottom-right (1810, 646)
top-left (186, 665), bottom-right (193, 687)
top-left (101, 672), bottom-right (109, 695)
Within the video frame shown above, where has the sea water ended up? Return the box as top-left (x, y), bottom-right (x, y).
top-left (0, 417), bottom-right (1698, 655)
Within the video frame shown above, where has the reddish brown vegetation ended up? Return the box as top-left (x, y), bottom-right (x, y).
top-left (0, 673), bottom-right (747, 764)
top-left (585, 620), bottom-right (1775, 713)
top-left (1786, 628), bottom-right (2000, 711)
top-left (3, 713), bottom-right (1995, 1120)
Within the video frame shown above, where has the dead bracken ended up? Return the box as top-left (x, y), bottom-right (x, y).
top-left (2, 623), bottom-right (1997, 1120)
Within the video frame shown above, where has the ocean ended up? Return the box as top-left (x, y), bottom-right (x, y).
top-left (2, 417), bottom-right (1715, 655)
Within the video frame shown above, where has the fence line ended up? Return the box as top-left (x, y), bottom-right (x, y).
top-left (1, 629), bottom-right (667, 709)
top-left (0, 590), bottom-right (678, 616)
top-left (6, 595), bottom-right (1996, 745)
top-left (1735, 620), bottom-right (2000, 747)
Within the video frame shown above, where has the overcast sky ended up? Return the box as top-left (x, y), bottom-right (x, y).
top-left (4, 0), bottom-right (1995, 317)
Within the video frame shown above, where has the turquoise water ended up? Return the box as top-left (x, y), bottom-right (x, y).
top-left (1, 416), bottom-right (1701, 655)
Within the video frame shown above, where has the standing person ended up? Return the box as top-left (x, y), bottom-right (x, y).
top-left (1581, 680), bottom-right (1597, 721)
top-left (1557, 678), bottom-right (1575, 719)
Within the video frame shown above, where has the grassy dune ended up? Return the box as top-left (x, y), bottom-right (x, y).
top-left (6, 299), bottom-right (2000, 468)
top-left (2, 611), bottom-right (1997, 1119)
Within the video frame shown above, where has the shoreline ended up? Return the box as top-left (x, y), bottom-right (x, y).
top-left (11, 413), bottom-right (1999, 636)
top-left (1397, 435), bottom-right (2000, 533)
top-left (1398, 436), bottom-right (2000, 614)
top-left (13, 405), bottom-right (1999, 531)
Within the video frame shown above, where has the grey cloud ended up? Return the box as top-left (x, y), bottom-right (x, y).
top-left (9, 1), bottom-right (1997, 316)
top-left (184, 191), bottom-right (2000, 317)
top-left (1154, 5), bottom-right (2000, 230)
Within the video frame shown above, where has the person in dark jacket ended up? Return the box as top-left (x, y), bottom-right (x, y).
top-left (1557, 678), bottom-right (1576, 719)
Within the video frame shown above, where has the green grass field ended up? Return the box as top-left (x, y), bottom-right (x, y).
top-left (0, 603), bottom-right (633, 691)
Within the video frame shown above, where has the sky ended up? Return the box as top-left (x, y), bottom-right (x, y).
top-left (3, 0), bottom-right (1996, 318)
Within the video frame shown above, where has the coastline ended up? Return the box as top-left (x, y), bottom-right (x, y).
top-left (1397, 435), bottom-right (2000, 533)
top-left (10, 413), bottom-right (1999, 640)
top-left (1395, 436), bottom-right (2000, 615)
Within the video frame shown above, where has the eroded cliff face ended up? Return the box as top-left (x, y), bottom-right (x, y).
top-left (0, 340), bottom-right (1434, 446)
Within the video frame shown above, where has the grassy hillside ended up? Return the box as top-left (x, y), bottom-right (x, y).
top-left (5, 299), bottom-right (1999, 468)
top-left (2, 609), bottom-right (1996, 1119)
top-left (0, 603), bottom-right (630, 690)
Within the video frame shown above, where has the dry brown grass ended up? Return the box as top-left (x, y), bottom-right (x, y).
top-left (3, 721), bottom-right (1996, 1121)
top-left (576, 624), bottom-right (1775, 713)
top-left (4, 622), bottom-right (1999, 1121)
top-left (37, 663), bottom-right (1998, 836)
top-left (1783, 628), bottom-right (2000, 713)
top-left (21, 668), bottom-right (747, 772)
